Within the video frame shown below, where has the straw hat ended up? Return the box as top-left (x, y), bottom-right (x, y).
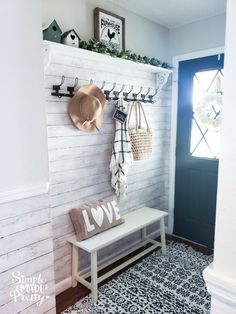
top-left (68, 85), bottom-right (107, 132)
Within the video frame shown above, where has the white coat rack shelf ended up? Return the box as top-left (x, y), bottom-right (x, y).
top-left (44, 41), bottom-right (172, 103)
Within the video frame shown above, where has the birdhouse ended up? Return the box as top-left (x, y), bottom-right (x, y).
top-left (43, 19), bottom-right (62, 43)
top-left (61, 29), bottom-right (80, 48)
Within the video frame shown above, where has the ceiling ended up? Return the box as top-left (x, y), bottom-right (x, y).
top-left (107, 0), bottom-right (226, 29)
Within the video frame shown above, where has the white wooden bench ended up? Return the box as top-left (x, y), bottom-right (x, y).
top-left (67, 207), bottom-right (168, 303)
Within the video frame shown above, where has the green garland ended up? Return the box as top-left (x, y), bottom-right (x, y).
top-left (79, 38), bottom-right (172, 69)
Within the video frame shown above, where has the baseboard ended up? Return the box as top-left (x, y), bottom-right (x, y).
top-left (55, 227), bottom-right (164, 295)
top-left (203, 263), bottom-right (236, 307)
top-left (55, 277), bottom-right (72, 296)
top-left (171, 234), bottom-right (209, 248)
top-left (0, 182), bottom-right (49, 204)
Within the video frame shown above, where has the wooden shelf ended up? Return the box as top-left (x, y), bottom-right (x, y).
top-left (43, 40), bottom-right (171, 75)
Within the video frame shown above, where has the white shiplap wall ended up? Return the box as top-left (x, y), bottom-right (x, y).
top-left (44, 41), bottom-right (172, 293)
top-left (0, 194), bottom-right (56, 314)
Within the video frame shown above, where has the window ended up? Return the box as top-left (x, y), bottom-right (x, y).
top-left (190, 69), bottom-right (223, 158)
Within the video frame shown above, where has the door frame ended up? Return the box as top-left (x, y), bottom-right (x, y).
top-left (168, 46), bottom-right (225, 234)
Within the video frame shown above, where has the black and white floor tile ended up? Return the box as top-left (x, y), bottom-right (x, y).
top-left (62, 242), bottom-right (212, 314)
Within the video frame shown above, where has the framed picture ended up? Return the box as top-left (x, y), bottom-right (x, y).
top-left (94, 7), bottom-right (125, 51)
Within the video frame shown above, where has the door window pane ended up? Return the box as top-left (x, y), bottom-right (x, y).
top-left (190, 69), bottom-right (223, 158)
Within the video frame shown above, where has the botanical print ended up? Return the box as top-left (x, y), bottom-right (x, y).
top-left (99, 12), bottom-right (123, 50)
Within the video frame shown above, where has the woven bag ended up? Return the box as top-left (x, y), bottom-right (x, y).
top-left (128, 101), bottom-right (152, 160)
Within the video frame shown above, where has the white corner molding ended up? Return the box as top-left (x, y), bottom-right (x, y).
top-left (0, 182), bottom-right (49, 204)
top-left (203, 263), bottom-right (236, 308)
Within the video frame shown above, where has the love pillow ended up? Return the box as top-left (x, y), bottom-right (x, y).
top-left (69, 196), bottom-right (124, 241)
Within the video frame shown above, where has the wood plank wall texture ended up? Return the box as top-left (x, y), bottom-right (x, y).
top-left (44, 43), bottom-right (172, 294)
top-left (0, 195), bottom-right (56, 314)
top-left (0, 43), bottom-right (171, 314)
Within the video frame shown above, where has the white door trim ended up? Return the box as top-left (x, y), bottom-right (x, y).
top-left (168, 46), bottom-right (225, 234)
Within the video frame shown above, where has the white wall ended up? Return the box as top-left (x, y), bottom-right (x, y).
top-left (213, 0), bottom-right (236, 279)
top-left (41, 0), bottom-right (169, 61)
top-left (203, 1), bottom-right (236, 312)
top-left (0, 1), bottom-right (56, 313)
top-left (0, 0), bottom-right (49, 193)
top-left (169, 13), bottom-right (226, 58)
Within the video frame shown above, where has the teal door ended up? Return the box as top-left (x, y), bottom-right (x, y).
top-left (174, 55), bottom-right (224, 248)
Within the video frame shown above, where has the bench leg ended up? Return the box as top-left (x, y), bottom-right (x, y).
top-left (141, 226), bottom-right (146, 241)
top-left (160, 217), bottom-right (166, 255)
top-left (72, 245), bottom-right (79, 287)
top-left (91, 251), bottom-right (98, 303)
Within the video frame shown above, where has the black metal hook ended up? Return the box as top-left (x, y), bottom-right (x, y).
top-left (132, 86), bottom-right (143, 100)
top-left (100, 81), bottom-right (106, 90)
top-left (110, 82), bottom-right (116, 93)
top-left (148, 88), bottom-right (159, 103)
top-left (67, 77), bottom-right (79, 97)
top-left (113, 84), bottom-right (125, 100)
top-left (123, 85), bottom-right (133, 100)
top-left (141, 88), bottom-right (151, 102)
top-left (51, 76), bottom-right (158, 103)
top-left (51, 76), bottom-right (66, 98)
top-left (74, 77), bottom-right (79, 88)
top-left (59, 76), bottom-right (65, 87)
top-left (104, 83), bottom-right (116, 100)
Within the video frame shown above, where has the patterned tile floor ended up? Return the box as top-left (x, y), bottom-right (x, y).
top-left (62, 242), bottom-right (212, 314)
